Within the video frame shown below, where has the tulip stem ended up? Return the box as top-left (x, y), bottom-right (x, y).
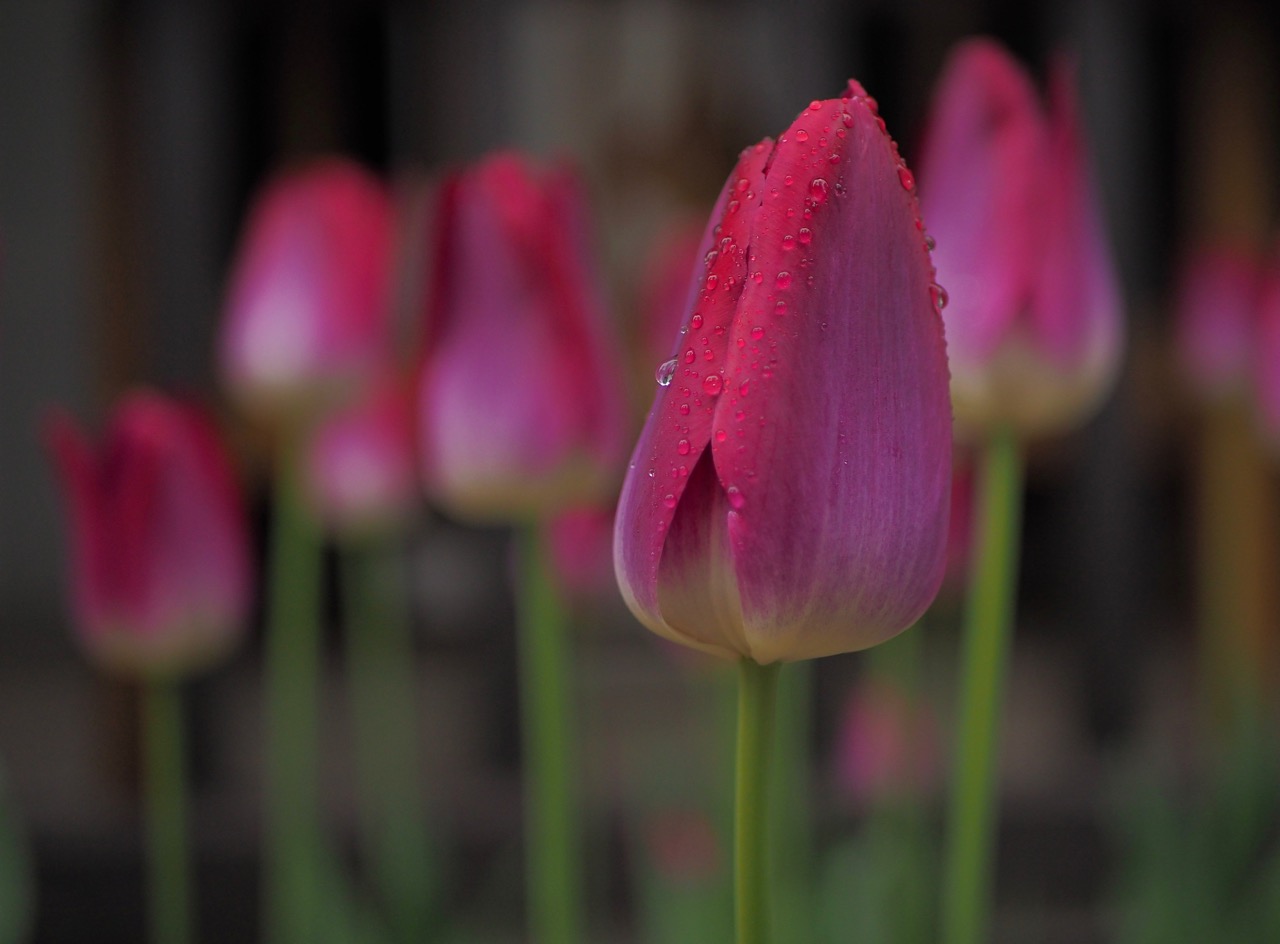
top-left (263, 448), bottom-right (325, 944)
top-left (941, 426), bottom-right (1023, 944)
top-left (515, 525), bottom-right (583, 944)
top-left (339, 536), bottom-right (438, 942)
top-left (143, 679), bottom-right (193, 944)
top-left (736, 658), bottom-right (780, 944)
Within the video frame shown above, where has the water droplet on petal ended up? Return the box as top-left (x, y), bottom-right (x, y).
top-left (925, 234), bottom-right (936, 251)
top-left (677, 439), bottom-right (691, 455)
top-left (727, 486), bottom-right (746, 510)
top-left (776, 271), bottom-right (793, 289)
top-left (774, 300), bottom-right (788, 315)
top-left (690, 313), bottom-right (703, 329)
top-left (715, 429), bottom-right (727, 442)
top-left (796, 129), bottom-right (809, 142)
top-left (703, 374), bottom-right (723, 396)
top-left (930, 282), bottom-right (949, 311)
top-left (809, 178), bottom-right (829, 203)
top-left (663, 493), bottom-right (677, 509)
top-left (683, 348), bottom-right (696, 365)
top-left (781, 234), bottom-right (796, 250)
top-left (655, 358), bottom-right (677, 386)
top-left (727, 199), bottom-right (740, 214)
top-left (735, 177), bottom-right (750, 193)
top-left (841, 111), bottom-right (854, 128)
top-left (798, 227), bottom-right (812, 245)
top-left (808, 99), bottom-right (822, 112)
top-left (705, 274), bottom-right (718, 292)
top-left (897, 166), bottom-right (915, 191)
top-left (751, 326), bottom-right (764, 340)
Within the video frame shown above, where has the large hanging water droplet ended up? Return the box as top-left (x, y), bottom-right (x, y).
top-left (897, 166), bottom-right (916, 191)
top-left (930, 282), bottom-right (949, 311)
top-left (655, 358), bottom-right (677, 386)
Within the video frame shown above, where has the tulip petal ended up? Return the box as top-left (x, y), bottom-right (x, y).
top-left (712, 88), bottom-right (952, 663)
top-left (917, 39), bottom-right (1048, 369)
top-left (1176, 246), bottom-right (1262, 398)
top-left (1028, 56), bottom-right (1123, 389)
top-left (614, 141), bottom-right (773, 642)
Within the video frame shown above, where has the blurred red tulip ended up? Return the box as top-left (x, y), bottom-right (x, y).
top-left (614, 83), bottom-right (952, 664)
top-left (220, 158), bottom-right (394, 418)
top-left (919, 39), bottom-right (1123, 438)
top-left (45, 392), bottom-right (253, 677)
top-left (1177, 245), bottom-right (1265, 402)
top-left (417, 153), bottom-right (626, 521)
top-left (302, 378), bottom-right (419, 534)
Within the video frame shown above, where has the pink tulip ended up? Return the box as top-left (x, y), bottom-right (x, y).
top-left (918, 40), bottom-right (1123, 437)
top-left (1176, 245), bottom-right (1264, 400)
top-left (613, 83), bottom-right (952, 664)
top-left (417, 152), bottom-right (626, 521)
top-left (220, 158), bottom-right (394, 416)
top-left (45, 392), bottom-right (253, 677)
top-left (1254, 258), bottom-right (1280, 441)
top-left (302, 378), bottom-right (418, 534)
top-left (640, 219), bottom-right (710, 373)
top-left (547, 504), bottom-right (618, 598)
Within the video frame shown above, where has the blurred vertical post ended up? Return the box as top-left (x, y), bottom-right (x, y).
top-left (1185, 10), bottom-right (1278, 732)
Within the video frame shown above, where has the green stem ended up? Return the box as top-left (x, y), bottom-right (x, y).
top-left (515, 525), bottom-right (582, 944)
top-left (736, 659), bottom-right (780, 944)
top-left (143, 679), bottom-right (193, 944)
top-left (340, 536), bottom-right (437, 943)
top-left (940, 426), bottom-right (1024, 944)
top-left (263, 446), bottom-right (325, 944)
top-left (769, 662), bottom-right (813, 944)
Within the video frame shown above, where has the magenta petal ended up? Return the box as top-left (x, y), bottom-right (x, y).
top-left (1176, 245), bottom-right (1263, 399)
top-left (1027, 56), bottom-right (1123, 386)
top-left (917, 39), bottom-right (1048, 369)
top-left (713, 92), bottom-right (952, 663)
top-left (613, 142), bottom-right (773, 645)
top-left (418, 154), bottom-right (625, 520)
top-left (1255, 263), bottom-right (1280, 443)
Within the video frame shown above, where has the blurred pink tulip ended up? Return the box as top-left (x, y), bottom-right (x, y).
top-left (547, 504), bottom-right (618, 598)
top-left (220, 158), bottom-right (394, 417)
top-left (1254, 258), bottom-right (1280, 442)
top-left (45, 392), bottom-right (253, 677)
top-left (918, 39), bottom-right (1123, 438)
top-left (639, 219), bottom-right (709, 373)
top-left (417, 152), bottom-right (626, 521)
top-left (614, 83), bottom-right (952, 664)
top-left (302, 379), bottom-right (418, 534)
top-left (1176, 245), bottom-right (1264, 400)
top-left (835, 677), bottom-right (940, 803)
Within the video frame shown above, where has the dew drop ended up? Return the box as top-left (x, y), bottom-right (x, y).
top-left (705, 274), bottom-right (718, 292)
top-left (677, 439), bottom-right (691, 455)
top-left (739, 380), bottom-right (751, 396)
top-left (798, 227), bottom-right (812, 245)
top-left (735, 177), bottom-right (750, 193)
top-left (704, 249), bottom-right (718, 268)
top-left (897, 166), bottom-right (915, 191)
top-left (774, 300), bottom-right (788, 315)
top-left (663, 493), bottom-right (677, 509)
top-left (930, 282), bottom-right (949, 311)
top-left (781, 234), bottom-right (796, 251)
top-left (727, 486), bottom-right (746, 510)
top-left (808, 99), bottom-right (822, 112)
top-left (752, 271), bottom-right (764, 284)
top-left (655, 358), bottom-right (677, 386)
top-left (841, 111), bottom-right (854, 128)
top-left (683, 348), bottom-right (696, 365)
top-left (727, 199), bottom-right (740, 214)
top-left (925, 234), bottom-right (936, 251)
top-left (784, 175), bottom-right (795, 187)
top-left (690, 313), bottom-right (704, 329)
top-left (703, 374), bottom-right (724, 396)
top-left (776, 271), bottom-right (793, 289)
top-left (678, 403), bottom-right (690, 415)
top-left (647, 468), bottom-right (656, 478)
top-left (796, 129), bottom-right (809, 142)
top-left (703, 349), bottom-right (715, 362)
top-left (751, 326), bottom-right (764, 340)
top-left (677, 465), bottom-right (688, 477)
top-left (715, 429), bottom-right (727, 442)
top-left (809, 178), bottom-right (830, 203)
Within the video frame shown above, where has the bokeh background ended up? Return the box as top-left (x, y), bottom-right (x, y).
top-left (1, 0), bottom-right (1278, 941)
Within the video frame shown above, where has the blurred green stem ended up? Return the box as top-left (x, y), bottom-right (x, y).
top-left (515, 525), bottom-right (582, 944)
top-left (264, 443), bottom-right (325, 944)
top-left (941, 426), bottom-right (1023, 944)
top-left (340, 536), bottom-right (437, 943)
top-left (736, 658), bottom-right (780, 944)
top-left (143, 679), bottom-right (192, 944)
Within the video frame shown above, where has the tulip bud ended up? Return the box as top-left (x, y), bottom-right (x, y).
top-left (417, 153), bottom-right (626, 521)
top-left (613, 83), bottom-right (952, 664)
top-left (1254, 258), bottom-right (1280, 443)
top-left (918, 40), bottom-right (1123, 438)
top-left (1176, 245), bottom-right (1264, 402)
top-left (219, 158), bottom-right (394, 419)
top-left (302, 378), bottom-right (419, 534)
top-left (45, 392), bottom-right (253, 678)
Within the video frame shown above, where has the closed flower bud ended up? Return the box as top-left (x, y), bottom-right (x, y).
top-left (220, 158), bottom-right (394, 418)
top-left (919, 40), bottom-right (1123, 438)
top-left (417, 153), bottom-right (626, 521)
top-left (45, 392), bottom-right (253, 678)
top-left (1176, 245), bottom-right (1264, 401)
top-left (614, 83), bottom-right (952, 664)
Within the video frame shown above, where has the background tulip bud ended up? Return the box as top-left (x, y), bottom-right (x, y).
top-left (919, 40), bottom-right (1123, 438)
top-left (44, 392), bottom-right (253, 678)
top-left (219, 158), bottom-right (394, 418)
top-left (417, 152), bottom-right (626, 522)
top-left (302, 378), bottom-right (419, 534)
top-left (614, 82), bottom-right (952, 664)
top-left (1253, 258), bottom-right (1280, 444)
top-left (1176, 245), bottom-right (1264, 401)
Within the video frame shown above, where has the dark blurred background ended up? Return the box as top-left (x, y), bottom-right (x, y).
top-left (1, 0), bottom-right (1278, 941)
